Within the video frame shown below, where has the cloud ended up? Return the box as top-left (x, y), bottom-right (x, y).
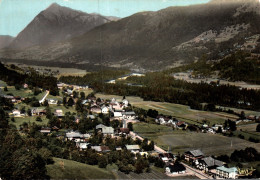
top-left (64, 0), bottom-right (70, 2)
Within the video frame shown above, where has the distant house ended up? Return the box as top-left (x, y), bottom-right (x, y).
top-left (166, 163), bottom-right (186, 174)
top-left (91, 146), bottom-right (110, 153)
top-left (118, 128), bottom-right (130, 135)
top-left (31, 108), bottom-right (46, 116)
top-left (54, 109), bottom-right (64, 118)
top-left (196, 157), bottom-right (224, 172)
top-left (12, 109), bottom-right (21, 117)
top-left (122, 99), bottom-right (129, 106)
top-left (125, 145), bottom-right (140, 153)
top-left (184, 149), bottom-right (204, 162)
top-left (96, 124), bottom-right (114, 136)
top-left (66, 131), bottom-right (91, 142)
top-left (122, 111), bottom-right (136, 120)
top-left (113, 111), bottom-right (123, 119)
top-left (40, 127), bottom-right (51, 134)
top-left (216, 166), bottom-right (238, 179)
top-left (23, 83), bottom-right (29, 89)
top-left (87, 115), bottom-right (96, 120)
top-left (101, 106), bottom-right (109, 114)
top-left (90, 106), bottom-right (102, 114)
top-left (48, 99), bottom-right (58, 105)
top-left (77, 142), bottom-right (91, 150)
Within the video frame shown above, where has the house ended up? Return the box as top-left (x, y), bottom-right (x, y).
top-left (196, 157), bottom-right (224, 172)
top-left (101, 105), bottom-right (109, 114)
top-left (48, 99), bottom-right (58, 105)
top-left (91, 146), bottom-right (110, 153)
top-left (87, 115), bottom-right (96, 120)
top-left (159, 153), bottom-right (175, 163)
top-left (118, 128), bottom-right (130, 135)
top-left (113, 111), bottom-right (123, 119)
top-left (166, 163), bottom-right (186, 174)
top-left (77, 142), bottom-right (91, 150)
top-left (125, 145), bottom-right (140, 153)
top-left (12, 109), bottom-right (21, 117)
top-left (122, 111), bottom-right (136, 120)
top-left (90, 106), bottom-right (102, 114)
top-left (216, 166), bottom-right (238, 179)
top-left (66, 131), bottom-right (91, 142)
top-left (31, 108), bottom-right (46, 116)
top-left (184, 149), bottom-right (204, 162)
top-left (40, 128), bottom-right (51, 134)
top-left (23, 83), bottom-right (28, 89)
top-left (122, 99), bottom-right (129, 106)
top-left (102, 127), bottom-right (114, 136)
top-left (54, 109), bottom-right (64, 118)
top-left (96, 124), bottom-right (114, 136)
top-left (116, 147), bottom-right (122, 151)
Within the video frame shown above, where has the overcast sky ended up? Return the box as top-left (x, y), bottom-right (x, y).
top-left (0, 0), bottom-right (210, 37)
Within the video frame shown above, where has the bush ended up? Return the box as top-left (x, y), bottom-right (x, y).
top-left (36, 117), bottom-right (42, 122)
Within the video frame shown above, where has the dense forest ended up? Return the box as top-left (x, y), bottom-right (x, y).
top-left (0, 62), bottom-right (59, 95)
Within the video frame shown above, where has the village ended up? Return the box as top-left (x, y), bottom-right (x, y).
top-left (0, 81), bottom-right (259, 179)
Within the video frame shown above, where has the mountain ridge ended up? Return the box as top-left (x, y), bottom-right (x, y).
top-left (1, 1), bottom-right (260, 70)
top-left (8, 3), bottom-right (119, 49)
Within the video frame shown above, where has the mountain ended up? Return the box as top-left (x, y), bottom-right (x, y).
top-left (0, 35), bottom-right (14, 49)
top-left (8, 3), bottom-right (118, 49)
top-left (1, 0), bottom-right (260, 70)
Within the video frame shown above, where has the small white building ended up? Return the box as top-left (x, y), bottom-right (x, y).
top-left (12, 110), bottom-right (21, 117)
top-left (126, 145), bottom-right (140, 153)
top-left (216, 166), bottom-right (238, 179)
top-left (122, 111), bottom-right (136, 120)
top-left (101, 106), bottom-right (109, 114)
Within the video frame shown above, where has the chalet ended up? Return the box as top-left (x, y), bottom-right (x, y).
top-left (166, 163), bottom-right (186, 175)
top-left (66, 131), bottom-right (91, 142)
top-left (196, 157), bottom-right (224, 172)
top-left (31, 108), bottom-right (46, 116)
top-left (122, 111), bottom-right (136, 120)
top-left (216, 166), bottom-right (238, 179)
top-left (125, 145), bottom-right (140, 153)
top-left (101, 105), bottom-right (109, 114)
top-left (212, 124), bottom-right (223, 131)
top-left (184, 149), bottom-right (204, 162)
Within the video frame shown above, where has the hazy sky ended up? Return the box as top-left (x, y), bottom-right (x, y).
top-left (0, 0), bottom-right (210, 37)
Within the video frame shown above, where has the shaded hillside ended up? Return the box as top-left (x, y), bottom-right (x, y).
top-left (0, 36), bottom-right (14, 49)
top-left (9, 3), bottom-right (116, 49)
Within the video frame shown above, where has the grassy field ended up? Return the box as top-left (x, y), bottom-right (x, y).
top-left (234, 123), bottom-right (260, 141)
top-left (11, 116), bottom-right (49, 128)
top-left (46, 157), bottom-right (116, 179)
top-left (155, 132), bottom-right (260, 156)
top-left (133, 122), bottom-right (260, 156)
top-left (0, 86), bottom-right (46, 99)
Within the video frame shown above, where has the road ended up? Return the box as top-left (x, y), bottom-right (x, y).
top-left (181, 162), bottom-right (213, 179)
top-left (39, 90), bottom-right (49, 104)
